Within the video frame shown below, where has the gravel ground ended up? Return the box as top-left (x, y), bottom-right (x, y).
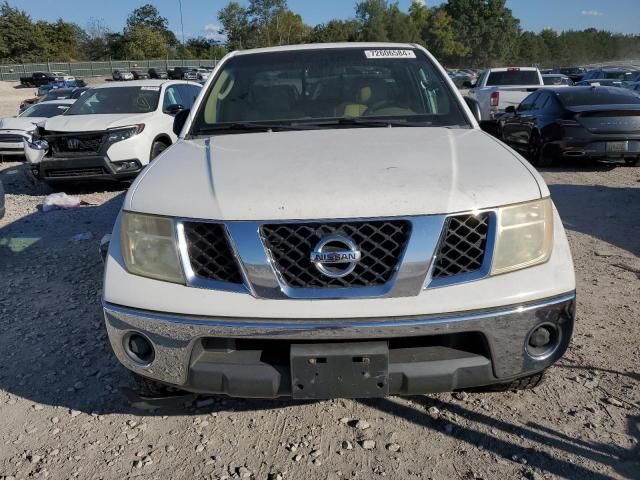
top-left (0, 81), bottom-right (639, 480)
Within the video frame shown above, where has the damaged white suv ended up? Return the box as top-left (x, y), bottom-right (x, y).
top-left (103, 44), bottom-right (575, 400)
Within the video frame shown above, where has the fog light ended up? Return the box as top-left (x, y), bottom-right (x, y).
top-left (114, 160), bottom-right (141, 172)
top-left (529, 326), bottom-right (551, 348)
top-left (526, 324), bottom-right (560, 358)
top-left (124, 333), bottom-right (155, 365)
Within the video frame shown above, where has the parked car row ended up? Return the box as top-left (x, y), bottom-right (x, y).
top-left (19, 71), bottom-right (76, 87)
top-left (112, 67), bottom-right (213, 82)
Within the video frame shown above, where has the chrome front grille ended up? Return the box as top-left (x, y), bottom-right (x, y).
top-left (432, 213), bottom-right (490, 279)
top-left (182, 222), bottom-right (244, 284)
top-left (0, 134), bottom-right (25, 143)
top-left (261, 221), bottom-right (411, 289)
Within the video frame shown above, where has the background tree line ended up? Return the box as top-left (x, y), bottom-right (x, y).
top-left (0, 1), bottom-right (225, 63)
top-left (1, 0), bottom-right (639, 67)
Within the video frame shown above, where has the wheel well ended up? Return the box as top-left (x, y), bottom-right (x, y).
top-left (153, 135), bottom-right (172, 146)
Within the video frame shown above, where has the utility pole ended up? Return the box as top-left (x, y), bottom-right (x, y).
top-left (178, 0), bottom-right (186, 45)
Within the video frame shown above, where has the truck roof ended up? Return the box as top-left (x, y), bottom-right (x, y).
top-left (233, 42), bottom-right (418, 56)
top-left (485, 67), bottom-right (540, 72)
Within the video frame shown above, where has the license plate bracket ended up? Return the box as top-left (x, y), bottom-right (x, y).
top-left (290, 342), bottom-right (389, 399)
top-left (607, 141), bottom-right (628, 153)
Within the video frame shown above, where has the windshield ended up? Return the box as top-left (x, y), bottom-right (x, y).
top-left (190, 48), bottom-right (468, 134)
top-left (65, 86), bottom-right (160, 115)
top-left (19, 103), bottom-right (70, 118)
top-left (559, 89), bottom-right (640, 107)
top-left (41, 89), bottom-right (73, 101)
top-left (603, 71), bottom-right (634, 80)
top-left (486, 70), bottom-right (540, 86)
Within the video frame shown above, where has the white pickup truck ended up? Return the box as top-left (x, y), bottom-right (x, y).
top-left (469, 67), bottom-right (544, 121)
top-left (102, 44), bottom-right (575, 401)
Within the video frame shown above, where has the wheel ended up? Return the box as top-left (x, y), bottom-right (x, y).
top-left (529, 136), bottom-right (553, 167)
top-left (150, 140), bottom-right (169, 161)
top-left (485, 371), bottom-right (546, 392)
top-left (625, 157), bottom-right (640, 167)
top-left (131, 372), bottom-right (184, 397)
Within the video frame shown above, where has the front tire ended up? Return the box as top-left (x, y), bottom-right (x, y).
top-left (529, 136), bottom-right (553, 167)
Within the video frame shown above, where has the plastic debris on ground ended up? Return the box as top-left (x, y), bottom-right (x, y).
top-left (42, 192), bottom-right (83, 212)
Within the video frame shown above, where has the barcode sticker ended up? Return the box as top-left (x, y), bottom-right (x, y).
top-left (365, 50), bottom-right (416, 59)
top-left (140, 86), bottom-right (160, 91)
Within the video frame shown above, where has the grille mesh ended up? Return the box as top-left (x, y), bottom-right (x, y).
top-left (261, 221), bottom-right (411, 288)
top-left (47, 132), bottom-right (104, 155)
top-left (432, 213), bottom-right (490, 279)
top-left (182, 222), bottom-right (244, 284)
top-left (46, 167), bottom-right (106, 178)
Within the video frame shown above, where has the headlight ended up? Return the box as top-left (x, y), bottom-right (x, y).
top-left (120, 212), bottom-right (184, 283)
top-left (107, 124), bottom-right (145, 143)
top-left (491, 198), bottom-right (554, 275)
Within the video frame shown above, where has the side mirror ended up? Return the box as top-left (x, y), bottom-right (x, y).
top-left (173, 109), bottom-right (191, 136)
top-left (165, 103), bottom-right (185, 115)
top-left (463, 96), bottom-right (482, 123)
top-left (461, 81), bottom-right (473, 89)
top-left (505, 106), bottom-right (516, 114)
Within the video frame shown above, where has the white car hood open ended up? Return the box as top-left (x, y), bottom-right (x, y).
top-left (44, 113), bottom-right (153, 132)
top-left (0, 117), bottom-right (44, 132)
top-left (128, 127), bottom-right (543, 220)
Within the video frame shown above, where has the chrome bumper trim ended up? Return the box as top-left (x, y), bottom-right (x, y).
top-left (104, 292), bottom-right (575, 388)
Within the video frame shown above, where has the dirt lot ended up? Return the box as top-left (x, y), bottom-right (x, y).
top-left (0, 80), bottom-right (639, 480)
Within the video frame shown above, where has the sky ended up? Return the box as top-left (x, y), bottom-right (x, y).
top-left (7, 0), bottom-right (640, 40)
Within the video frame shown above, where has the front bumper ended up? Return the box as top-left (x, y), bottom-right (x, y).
top-left (104, 292), bottom-right (576, 398)
top-left (33, 155), bottom-right (142, 182)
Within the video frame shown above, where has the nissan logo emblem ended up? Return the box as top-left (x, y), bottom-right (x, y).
top-left (310, 235), bottom-right (362, 278)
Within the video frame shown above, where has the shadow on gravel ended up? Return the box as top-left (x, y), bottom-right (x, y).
top-left (0, 162), bottom-right (128, 197)
top-left (0, 182), bottom-right (133, 414)
top-left (359, 397), bottom-right (639, 480)
top-left (549, 183), bottom-right (640, 257)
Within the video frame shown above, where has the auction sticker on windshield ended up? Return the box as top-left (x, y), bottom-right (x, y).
top-left (365, 50), bottom-right (416, 59)
top-left (140, 86), bottom-right (160, 91)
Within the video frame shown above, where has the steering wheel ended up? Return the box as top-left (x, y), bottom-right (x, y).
top-left (364, 100), bottom-right (393, 115)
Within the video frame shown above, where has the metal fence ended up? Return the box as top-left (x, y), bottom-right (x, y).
top-left (0, 59), bottom-right (219, 81)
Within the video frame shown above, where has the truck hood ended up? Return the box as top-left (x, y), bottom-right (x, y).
top-left (128, 127), bottom-right (542, 220)
top-left (0, 117), bottom-right (44, 132)
top-left (44, 113), bottom-right (153, 132)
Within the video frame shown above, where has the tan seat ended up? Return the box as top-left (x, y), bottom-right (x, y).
top-left (339, 79), bottom-right (388, 118)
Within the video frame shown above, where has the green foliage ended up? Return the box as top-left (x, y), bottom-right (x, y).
top-left (409, 3), bottom-right (469, 61)
top-left (444, 0), bottom-right (520, 66)
top-left (309, 20), bottom-right (360, 43)
top-left (356, 0), bottom-right (389, 41)
top-left (218, 0), bottom-right (308, 49)
top-left (0, 2), bottom-right (45, 62)
top-left (122, 25), bottom-right (169, 60)
top-left (126, 3), bottom-right (177, 47)
top-left (185, 37), bottom-right (227, 59)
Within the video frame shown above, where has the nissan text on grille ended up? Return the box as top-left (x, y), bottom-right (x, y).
top-left (102, 43), bottom-right (576, 400)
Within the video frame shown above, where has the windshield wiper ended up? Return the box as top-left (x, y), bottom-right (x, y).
top-left (194, 122), bottom-right (313, 134)
top-left (293, 118), bottom-right (432, 128)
